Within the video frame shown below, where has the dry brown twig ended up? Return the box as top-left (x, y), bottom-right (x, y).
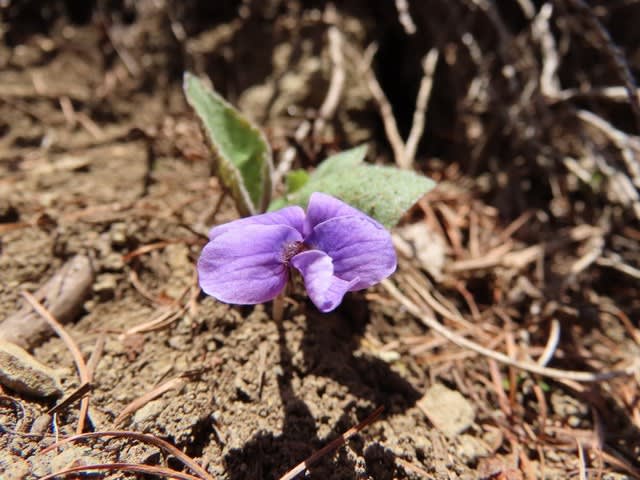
top-left (355, 44), bottom-right (439, 169)
top-left (40, 430), bottom-right (214, 480)
top-left (577, 109), bottom-right (640, 188)
top-left (76, 334), bottom-right (105, 432)
top-left (394, 0), bottom-right (416, 35)
top-left (279, 406), bottom-right (384, 480)
top-left (275, 17), bottom-right (345, 188)
top-left (596, 252), bottom-right (640, 280)
top-left (22, 291), bottom-right (92, 434)
top-left (40, 463), bottom-right (203, 480)
top-left (113, 375), bottom-right (186, 427)
top-left (405, 49), bottom-right (439, 167)
top-left (532, 3), bottom-right (560, 98)
top-left (313, 26), bottom-right (345, 140)
top-left (537, 319), bottom-right (561, 367)
top-left (382, 278), bottom-right (638, 382)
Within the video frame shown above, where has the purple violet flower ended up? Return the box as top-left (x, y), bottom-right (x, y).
top-left (197, 192), bottom-right (397, 312)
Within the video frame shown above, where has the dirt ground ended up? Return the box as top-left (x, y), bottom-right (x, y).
top-left (1, 1), bottom-right (640, 479)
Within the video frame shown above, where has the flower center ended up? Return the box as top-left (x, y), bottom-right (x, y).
top-left (282, 241), bottom-right (307, 264)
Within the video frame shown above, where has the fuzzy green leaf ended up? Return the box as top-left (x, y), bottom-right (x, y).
top-left (312, 144), bottom-right (368, 177)
top-left (183, 72), bottom-right (273, 216)
top-left (271, 145), bottom-right (436, 228)
top-left (286, 169), bottom-right (310, 194)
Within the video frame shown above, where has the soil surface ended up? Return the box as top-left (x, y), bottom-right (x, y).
top-left (1, 2), bottom-right (640, 479)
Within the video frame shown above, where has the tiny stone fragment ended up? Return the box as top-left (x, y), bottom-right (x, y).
top-left (0, 340), bottom-right (63, 398)
top-left (418, 383), bottom-right (475, 438)
top-left (393, 223), bottom-right (447, 281)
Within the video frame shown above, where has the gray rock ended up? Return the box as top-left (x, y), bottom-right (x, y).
top-left (0, 340), bottom-right (63, 397)
top-left (418, 383), bottom-right (475, 438)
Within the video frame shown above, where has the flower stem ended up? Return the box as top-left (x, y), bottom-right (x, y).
top-left (272, 291), bottom-right (285, 323)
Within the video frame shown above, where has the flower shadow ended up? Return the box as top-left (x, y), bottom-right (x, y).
top-left (223, 294), bottom-right (421, 479)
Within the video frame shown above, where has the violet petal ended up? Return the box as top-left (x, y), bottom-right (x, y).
top-left (305, 215), bottom-right (397, 291)
top-left (303, 192), bottom-right (371, 236)
top-left (208, 206), bottom-right (305, 240)
top-left (198, 224), bottom-right (302, 304)
top-left (290, 250), bottom-right (359, 312)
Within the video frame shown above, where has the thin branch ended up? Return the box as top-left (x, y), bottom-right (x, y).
top-left (279, 406), bottom-right (384, 480)
top-left (381, 279), bottom-right (637, 382)
top-left (537, 319), bottom-right (561, 367)
top-left (532, 3), bottom-right (561, 98)
top-left (40, 430), bottom-right (214, 480)
top-left (313, 26), bottom-right (346, 139)
top-left (358, 43), bottom-right (406, 166)
top-left (357, 44), bottom-right (439, 170)
top-left (394, 0), bottom-right (416, 35)
top-left (404, 49), bottom-right (439, 166)
top-left (39, 463), bottom-right (202, 480)
top-left (22, 291), bottom-right (91, 433)
top-left (577, 109), bottom-right (640, 188)
top-left (113, 376), bottom-right (186, 427)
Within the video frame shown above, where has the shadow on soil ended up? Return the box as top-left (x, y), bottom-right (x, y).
top-left (223, 296), bottom-right (421, 479)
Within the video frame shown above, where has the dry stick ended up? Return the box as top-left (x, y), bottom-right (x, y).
top-left (113, 376), bottom-right (186, 427)
top-left (122, 305), bottom-right (187, 337)
top-left (404, 49), bottom-right (439, 167)
top-left (359, 45), bottom-right (439, 169)
top-left (359, 43), bottom-right (405, 167)
top-left (279, 406), bottom-right (384, 480)
top-left (577, 109), bottom-right (640, 188)
top-left (567, 0), bottom-right (640, 134)
top-left (77, 334), bottom-right (105, 433)
top-left (532, 3), bottom-right (561, 98)
top-left (39, 463), bottom-right (203, 480)
top-left (122, 238), bottom-right (203, 263)
top-left (22, 291), bottom-right (91, 432)
top-left (394, 0), bottom-right (416, 34)
top-left (515, 0), bottom-right (536, 19)
top-left (597, 254), bottom-right (640, 280)
top-left (275, 20), bottom-right (346, 186)
top-left (537, 318), bottom-right (561, 367)
top-left (599, 449), bottom-right (640, 480)
top-left (273, 120), bottom-right (311, 189)
top-left (48, 383), bottom-right (92, 416)
top-left (40, 430), bottom-right (214, 480)
top-left (577, 440), bottom-right (588, 480)
top-left (381, 279), bottom-right (637, 382)
top-left (532, 382), bottom-right (548, 439)
top-left (312, 26), bottom-right (345, 139)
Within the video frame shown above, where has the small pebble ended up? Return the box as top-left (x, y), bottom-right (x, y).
top-left (418, 383), bottom-right (475, 438)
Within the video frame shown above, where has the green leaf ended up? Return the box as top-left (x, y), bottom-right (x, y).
top-left (270, 145), bottom-right (436, 228)
top-left (312, 144), bottom-right (368, 177)
top-left (183, 72), bottom-right (273, 216)
top-left (286, 169), bottom-right (310, 194)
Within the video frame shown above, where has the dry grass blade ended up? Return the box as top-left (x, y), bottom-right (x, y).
top-left (122, 304), bottom-right (187, 337)
top-left (122, 238), bottom-right (202, 263)
top-left (312, 24), bottom-right (345, 139)
top-left (599, 449), bottom-right (640, 480)
top-left (39, 463), bottom-right (203, 480)
top-left (77, 334), bottom-right (105, 432)
top-left (39, 430), bottom-right (213, 480)
top-left (404, 48), bottom-right (439, 166)
top-left (356, 43), bottom-right (405, 167)
top-left (279, 406), bottom-right (384, 480)
top-left (537, 319), bottom-right (561, 367)
top-left (47, 382), bottom-right (92, 415)
top-left (113, 376), bottom-right (186, 427)
top-left (22, 291), bottom-right (90, 433)
top-left (381, 279), bottom-right (637, 382)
